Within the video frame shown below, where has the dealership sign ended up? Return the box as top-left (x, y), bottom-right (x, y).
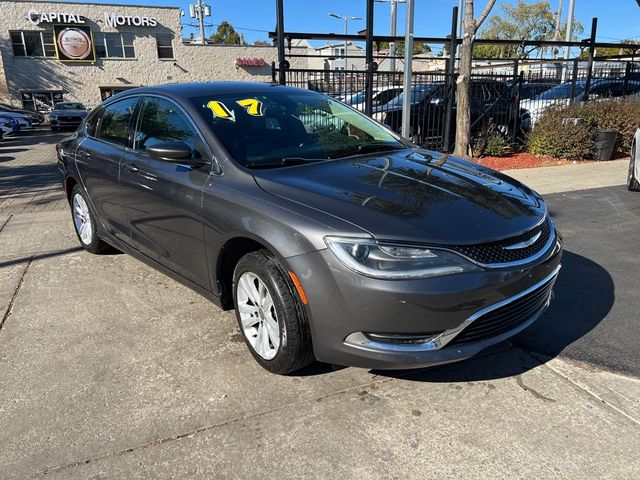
top-left (26, 9), bottom-right (157, 27)
top-left (236, 58), bottom-right (267, 67)
top-left (54, 25), bottom-right (96, 63)
top-left (27, 10), bottom-right (86, 25)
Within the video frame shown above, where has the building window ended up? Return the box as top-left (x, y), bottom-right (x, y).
top-left (156, 35), bottom-right (174, 59)
top-left (93, 33), bottom-right (135, 59)
top-left (21, 91), bottom-right (64, 111)
top-left (10, 30), bottom-right (56, 58)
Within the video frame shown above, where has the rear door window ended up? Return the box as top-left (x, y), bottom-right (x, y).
top-left (95, 97), bottom-right (139, 147)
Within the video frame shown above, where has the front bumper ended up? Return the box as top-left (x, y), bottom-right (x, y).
top-left (286, 232), bottom-right (562, 370)
top-left (50, 117), bottom-right (83, 128)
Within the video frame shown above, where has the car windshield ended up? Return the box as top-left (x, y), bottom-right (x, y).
top-left (192, 91), bottom-right (410, 168)
top-left (384, 84), bottom-right (443, 108)
top-left (535, 82), bottom-right (585, 100)
top-left (55, 103), bottom-right (85, 110)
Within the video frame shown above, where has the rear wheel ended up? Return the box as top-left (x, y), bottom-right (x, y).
top-left (233, 250), bottom-right (314, 374)
top-left (628, 143), bottom-right (640, 192)
top-left (70, 184), bottom-right (111, 254)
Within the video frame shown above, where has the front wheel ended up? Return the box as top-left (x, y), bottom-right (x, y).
top-left (70, 184), bottom-right (112, 254)
top-left (233, 250), bottom-right (314, 374)
top-left (628, 143), bottom-right (640, 192)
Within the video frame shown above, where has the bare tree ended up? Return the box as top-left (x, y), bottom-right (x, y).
top-left (454, 0), bottom-right (497, 157)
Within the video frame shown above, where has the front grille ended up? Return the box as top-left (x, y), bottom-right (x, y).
top-left (60, 116), bottom-right (82, 122)
top-left (449, 277), bottom-right (555, 346)
top-left (447, 217), bottom-right (552, 265)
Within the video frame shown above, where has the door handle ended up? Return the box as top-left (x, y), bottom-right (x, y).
top-left (123, 163), bottom-right (139, 173)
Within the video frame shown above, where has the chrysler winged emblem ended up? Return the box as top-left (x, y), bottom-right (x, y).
top-left (503, 231), bottom-right (542, 250)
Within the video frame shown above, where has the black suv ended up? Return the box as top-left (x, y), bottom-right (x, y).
top-left (373, 80), bottom-right (518, 149)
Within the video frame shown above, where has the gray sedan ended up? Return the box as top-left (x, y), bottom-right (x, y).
top-left (57, 82), bottom-right (562, 374)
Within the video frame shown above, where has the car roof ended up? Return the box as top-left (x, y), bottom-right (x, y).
top-left (107, 82), bottom-right (317, 102)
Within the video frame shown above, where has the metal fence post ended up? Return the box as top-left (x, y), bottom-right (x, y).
top-left (364, 0), bottom-right (375, 117)
top-left (511, 61), bottom-right (521, 148)
top-left (443, 6), bottom-right (458, 152)
top-left (623, 61), bottom-right (631, 95)
top-left (569, 59), bottom-right (579, 103)
top-left (582, 17), bottom-right (598, 102)
top-left (275, 0), bottom-right (287, 85)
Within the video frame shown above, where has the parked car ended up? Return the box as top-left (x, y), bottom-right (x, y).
top-left (0, 114), bottom-right (20, 140)
top-left (628, 129), bottom-right (640, 191)
top-left (343, 86), bottom-right (404, 111)
top-left (520, 79), bottom-right (640, 126)
top-left (0, 109), bottom-right (31, 131)
top-left (517, 82), bottom-right (556, 100)
top-left (0, 104), bottom-right (45, 126)
top-left (373, 80), bottom-right (519, 147)
top-left (57, 82), bottom-right (562, 374)
top-left (50, 102), bottom-right (89, 131)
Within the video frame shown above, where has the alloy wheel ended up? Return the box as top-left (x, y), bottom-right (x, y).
top-left (72, 193), bottom-right (93, 245)
top-left (236, 272), bottom-right (281, 360)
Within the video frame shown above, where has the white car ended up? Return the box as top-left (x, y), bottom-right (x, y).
top-left (521, 79), bottom-right (640, 127)
top-left (628, 129), bottom-right (640, 191)
top-left (343, 86), bottom-right (403, 111)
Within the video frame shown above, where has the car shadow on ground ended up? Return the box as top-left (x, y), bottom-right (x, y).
top-left (303, 250), bottom-right (614, 382)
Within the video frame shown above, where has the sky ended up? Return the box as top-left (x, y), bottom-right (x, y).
top-left (60, 0), bottom-right (640, 51)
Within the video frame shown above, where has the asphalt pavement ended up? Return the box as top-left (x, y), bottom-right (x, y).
top-left (514, 185), bottom-right (640, 377)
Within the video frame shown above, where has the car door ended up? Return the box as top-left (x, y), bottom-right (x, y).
top-left (118, 95), bottom-right (212, 289)
top-left (75, 97), bottom-right (140, 240)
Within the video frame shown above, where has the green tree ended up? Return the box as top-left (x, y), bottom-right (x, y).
top-left (378, 41), bottom-right (431, 56)
top-left (581, 39), bottom-right (640, 58)
top-left (473, 0), bottom-right (583, 59)
top-left (211, 21), bottom-right (242, 45)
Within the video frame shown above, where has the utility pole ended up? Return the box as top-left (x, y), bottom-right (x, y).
top-left (389, 0), bottom-right (398, 72)
top-left (561, 0), bottom-right (576, 80)
top-left (375, 0), bottom-right (405, 71)
top-left (188, 0), bottom-right (211, 45)
top-left (401, 0), bottom-right (415, 139)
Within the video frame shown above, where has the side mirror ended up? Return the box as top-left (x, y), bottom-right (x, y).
top-left (145, 141), bottom-right (193, 162)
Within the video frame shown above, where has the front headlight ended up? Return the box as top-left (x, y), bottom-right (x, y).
top-left (325, 237), bottom-right (481, 279)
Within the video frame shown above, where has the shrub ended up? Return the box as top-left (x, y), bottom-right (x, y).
top-left (528, 98), bottom-right (640, 160)
top-left (472, 122), bottom-right (512, 157)
top-left (528, 104), bottom-right (594, 160)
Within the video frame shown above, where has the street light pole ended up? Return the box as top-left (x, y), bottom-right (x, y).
top-left (561, 0), bottom-right (576, 81)
top-left (328, 13), bottom-right (362, 71)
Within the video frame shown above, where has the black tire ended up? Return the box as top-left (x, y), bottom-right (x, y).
top-left (628, 143), bottom-right (640, 192)
top-left (69, 184), bottom-right (112, 254)
top-left (233, 250), bottom-right (314, 374)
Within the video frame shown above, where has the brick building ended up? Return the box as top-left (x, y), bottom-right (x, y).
top-left (0, 0), bottom-right (307, 110)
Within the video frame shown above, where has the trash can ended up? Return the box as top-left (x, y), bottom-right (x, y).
top-left (593, 130), bottom-right (618, 161)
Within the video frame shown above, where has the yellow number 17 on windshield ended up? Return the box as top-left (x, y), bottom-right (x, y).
top-left (206, 98), bottom-right (263, 122)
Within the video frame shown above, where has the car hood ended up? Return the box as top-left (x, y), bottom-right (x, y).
top-left (252, 149), bottom-right (547, 245)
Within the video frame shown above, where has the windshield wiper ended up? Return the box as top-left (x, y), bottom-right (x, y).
top-left (331, 142), bottom-right (408, 159)
top-left (245, 157), bottom-right (325, 168)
